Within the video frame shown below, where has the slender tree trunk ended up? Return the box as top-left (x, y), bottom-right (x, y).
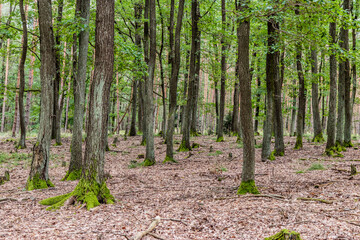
top-left (26, 0), bottom-right (56, 190)
top-left (254, 56), bottom-right (261, 134)
top-left (343, 0), bottom-right (352, 146)
top-left (290, 77), bottom-right (297, 136)
top-left (236, 0), bottom-right (259, 195)
top-left (325, 19), bottom-right (337, 153)
top-left (351, 4), bottom-right (357, 133)
top-left (17, 0), bottom-right (28, 149)
top-left (232, 79), bottom-right (240, 135)
top-left (130, 4), bottom-right (142, 136)
top-left (64, 46), bottom-right (73, 132)
top-left (311, 48), bottom-right (324, 142)
top-left (294, 5), bottom-right (306, 150)
top-left (51, 0), bottom-right (64, 145)
top-left (165, 0), bottom-right (185, 162)
top-left (65, 0), bottom-right (90, 180)
top-left (217, 0), bottom-right (227, 142)
top-left (12, 58), bottom-right (21, 137)
top-left (180, 46), bottom-right (190, 133)
top-left (142, 0), bottom-right (156, 165)
top-left (1, 39), bottom-right (10, 132)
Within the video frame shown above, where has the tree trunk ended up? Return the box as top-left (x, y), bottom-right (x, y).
top-left (294, 6), bottom-right (305, 150)
top-left (142, 0), bottom-right (156, 165)
top-left (64, 46), bottom-right (74, 132)
top-left (180, 45), bottom-right (190, 133)
top-left (232, 79), bottom-right (240, 135)
top-left (325, 19), bottom-right (338, 154)
top-left (290, 77), bottom-right (297, 136)
top-left (51, 0), bottom-right (64, 145)
top-left (261, 17), bottom-right (277, 161)
top-left (179, 0), bottom-right (200, 151)
top-left (343, 0), bottom-right (352, 146)
top-left (236, 0), bottom-right (259, 195)
top-left (254, 56), bottom-right (261, 134)
top-left (12, 58), bottom-right (21, 137)
top-left (311, 48), bottom-right (323, 142)
top-left (65, 0), bottom-right (90, 181)
top-left (217, 0), bottom-right (227, 142)
top-left (165, 0), bottom-right (185, 162)
top-left (17, 0), bottom-right (28, 149)
top-left (26, 0), bottom-right (56, 190)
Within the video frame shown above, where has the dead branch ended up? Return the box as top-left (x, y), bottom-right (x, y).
top-left (297, 197), bottom-right (333, 204)
top-left (161, 218), bottom-right (188, 226)
top-left (133, 216), bottom-right (161, 240)
top-left (148, 233), bottom-right (166, 240)
top-left (0, 197), bottom-right (18, 202)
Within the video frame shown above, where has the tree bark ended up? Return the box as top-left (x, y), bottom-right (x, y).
top-left (26, 0), bottom-right (56, 190)
top-left (66, 0), bottom-right (90, 181)
top-left (311, 48), bottom-right (323, 142)
top-left (217, 0), bottom-right (227, 142)
top-left (165, 0), bottom-right (185, 162)
top-left (1, 39), bottom-right (10, 132)
top-left (236, 0), bottom-right (258, 195)
top-left (17, 0), bottom-right (28, 149)
top-left (326, 19), bottom-right (338, 153)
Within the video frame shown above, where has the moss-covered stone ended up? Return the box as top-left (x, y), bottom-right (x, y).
top-left (216, 136), bottom-right (224, 142)
top-left (142, 158), bottom-right (155, 166)
top-left (237, 180), bottom-right (260, 195)
top-left (62, 169), bottom-right (81, 181)
top-left (163, 155), bottom-right (177, 163)
top-left (177, 141), bottom-right (190, 152)
top-left (26, 173), bottom-right (54, 191)
top-left (264, 229), bottom-right (302, 240)
top-left (312, 133), bottom-right (325, 143)
top-left (40, 178), bottom-right (114, 211)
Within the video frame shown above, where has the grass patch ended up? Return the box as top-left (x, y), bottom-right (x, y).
top-left (0, 152), bottom-right (31, 166)
top-left (307, 163), bottom-right (326, 171)
top-left (208, 150), bottom-right (223, 156)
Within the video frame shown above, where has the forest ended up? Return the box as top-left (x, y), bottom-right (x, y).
top-left (0, 0), bottom-right (359, 239)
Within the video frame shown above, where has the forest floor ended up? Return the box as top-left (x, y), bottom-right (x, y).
top-left (1, 134), bottom-right (360, 239)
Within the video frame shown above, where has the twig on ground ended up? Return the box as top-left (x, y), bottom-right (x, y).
top-left (0, 197), bottom-right (18, 202)
top-left (148, 233), bottom-right (166, 240)
top-left (161, 218), bottom-right (188, 226)
top-left (133, 216), bottom-right (161, 240)
top-left (297, 197), bottom-right (333, 204)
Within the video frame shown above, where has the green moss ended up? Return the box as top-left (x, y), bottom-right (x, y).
top-left (344, 141), bottom-right (354, 148)
top-left (142, 158), bottom-right (155, 166)
top-left (274, 150), bottom-right (284, 157)
top-left (264, 229), bottom-right (302, 240)
top-left (237, 180), bottom-right (260, 195)
top-left (177, 141), bottom-right (190, 152)
top-left (191, 142), bottom-right (200, 148)
top-left (40, 178), bottom-right (115, 211)
top-left (312, 133), bottom-right (325, 143)
top-left (62, 169), bottom-right (81, 181)
top-left (190, 130), bottom-right (200, 137)
top-left (268, 151), bottom-right (276, 161)
top-left (325, 146), bottom-right (337, 156)
top-left (163, 155), bottom-right (177, 164)
top-left (294, 136), bottom-right (303, 150)
top-left (216, 136), bottom-right (224, 142)
top-left (236, 136), bottom-right (242, 144)
top-left (140, 139), bottom-right (146, 146)
top-left (26, 174), bottom-right (54, 191)
top-left (54, 142), bottom-right (62, 146)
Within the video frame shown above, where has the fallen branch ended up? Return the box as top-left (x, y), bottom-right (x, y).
top-left (148, 233), bottom-right (166, 240)
top-left (214, 194), bottom-right (286, 201)
top-left (161, 218), bottom-right (188, 226)
top-left (133, 216), bottom-right (161, 240)
top-left (297, 197), bottom-right (333, 204)
top-left (0, 197), bottom-right (18, 202)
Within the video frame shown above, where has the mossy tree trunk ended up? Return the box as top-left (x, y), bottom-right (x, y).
top-left (41, 0), bottom-right (115, 210)
top-left (66, 0), bottom-right (90, 181)
top-left (18, 0), bottom-right (28, 149)
top-left (236, 0), bottom-right (259, 195)
top-left (325, 19), bottom-right (338, 154)
top-left (27, 0), bottom-right (56, 191)
top-left (165, 0), bottom-right (185, 163)
top-left (311, 48), bottom-right (324, 142)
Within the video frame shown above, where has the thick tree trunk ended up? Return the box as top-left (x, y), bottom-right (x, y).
top-left (165, 0), bottom-right (185, 162)
top-left (26, 0), bottom-right (56, 190)
top-left (325, 20), bottom-right (338, 153)
top-left (217, 0), bottom-right (227, 142)
top-left (343, 0), bottom-right (352, 146)
top-left (236, 0), bottom-right (258, 195)
top-left (51, 0), bottom-right (64, 145)
top-left (66, 0), bottom-right (90, 181)
top-left (311, 48), bottom-right (323, 142)
top-left (17, 0), bottom-right (28, 149)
